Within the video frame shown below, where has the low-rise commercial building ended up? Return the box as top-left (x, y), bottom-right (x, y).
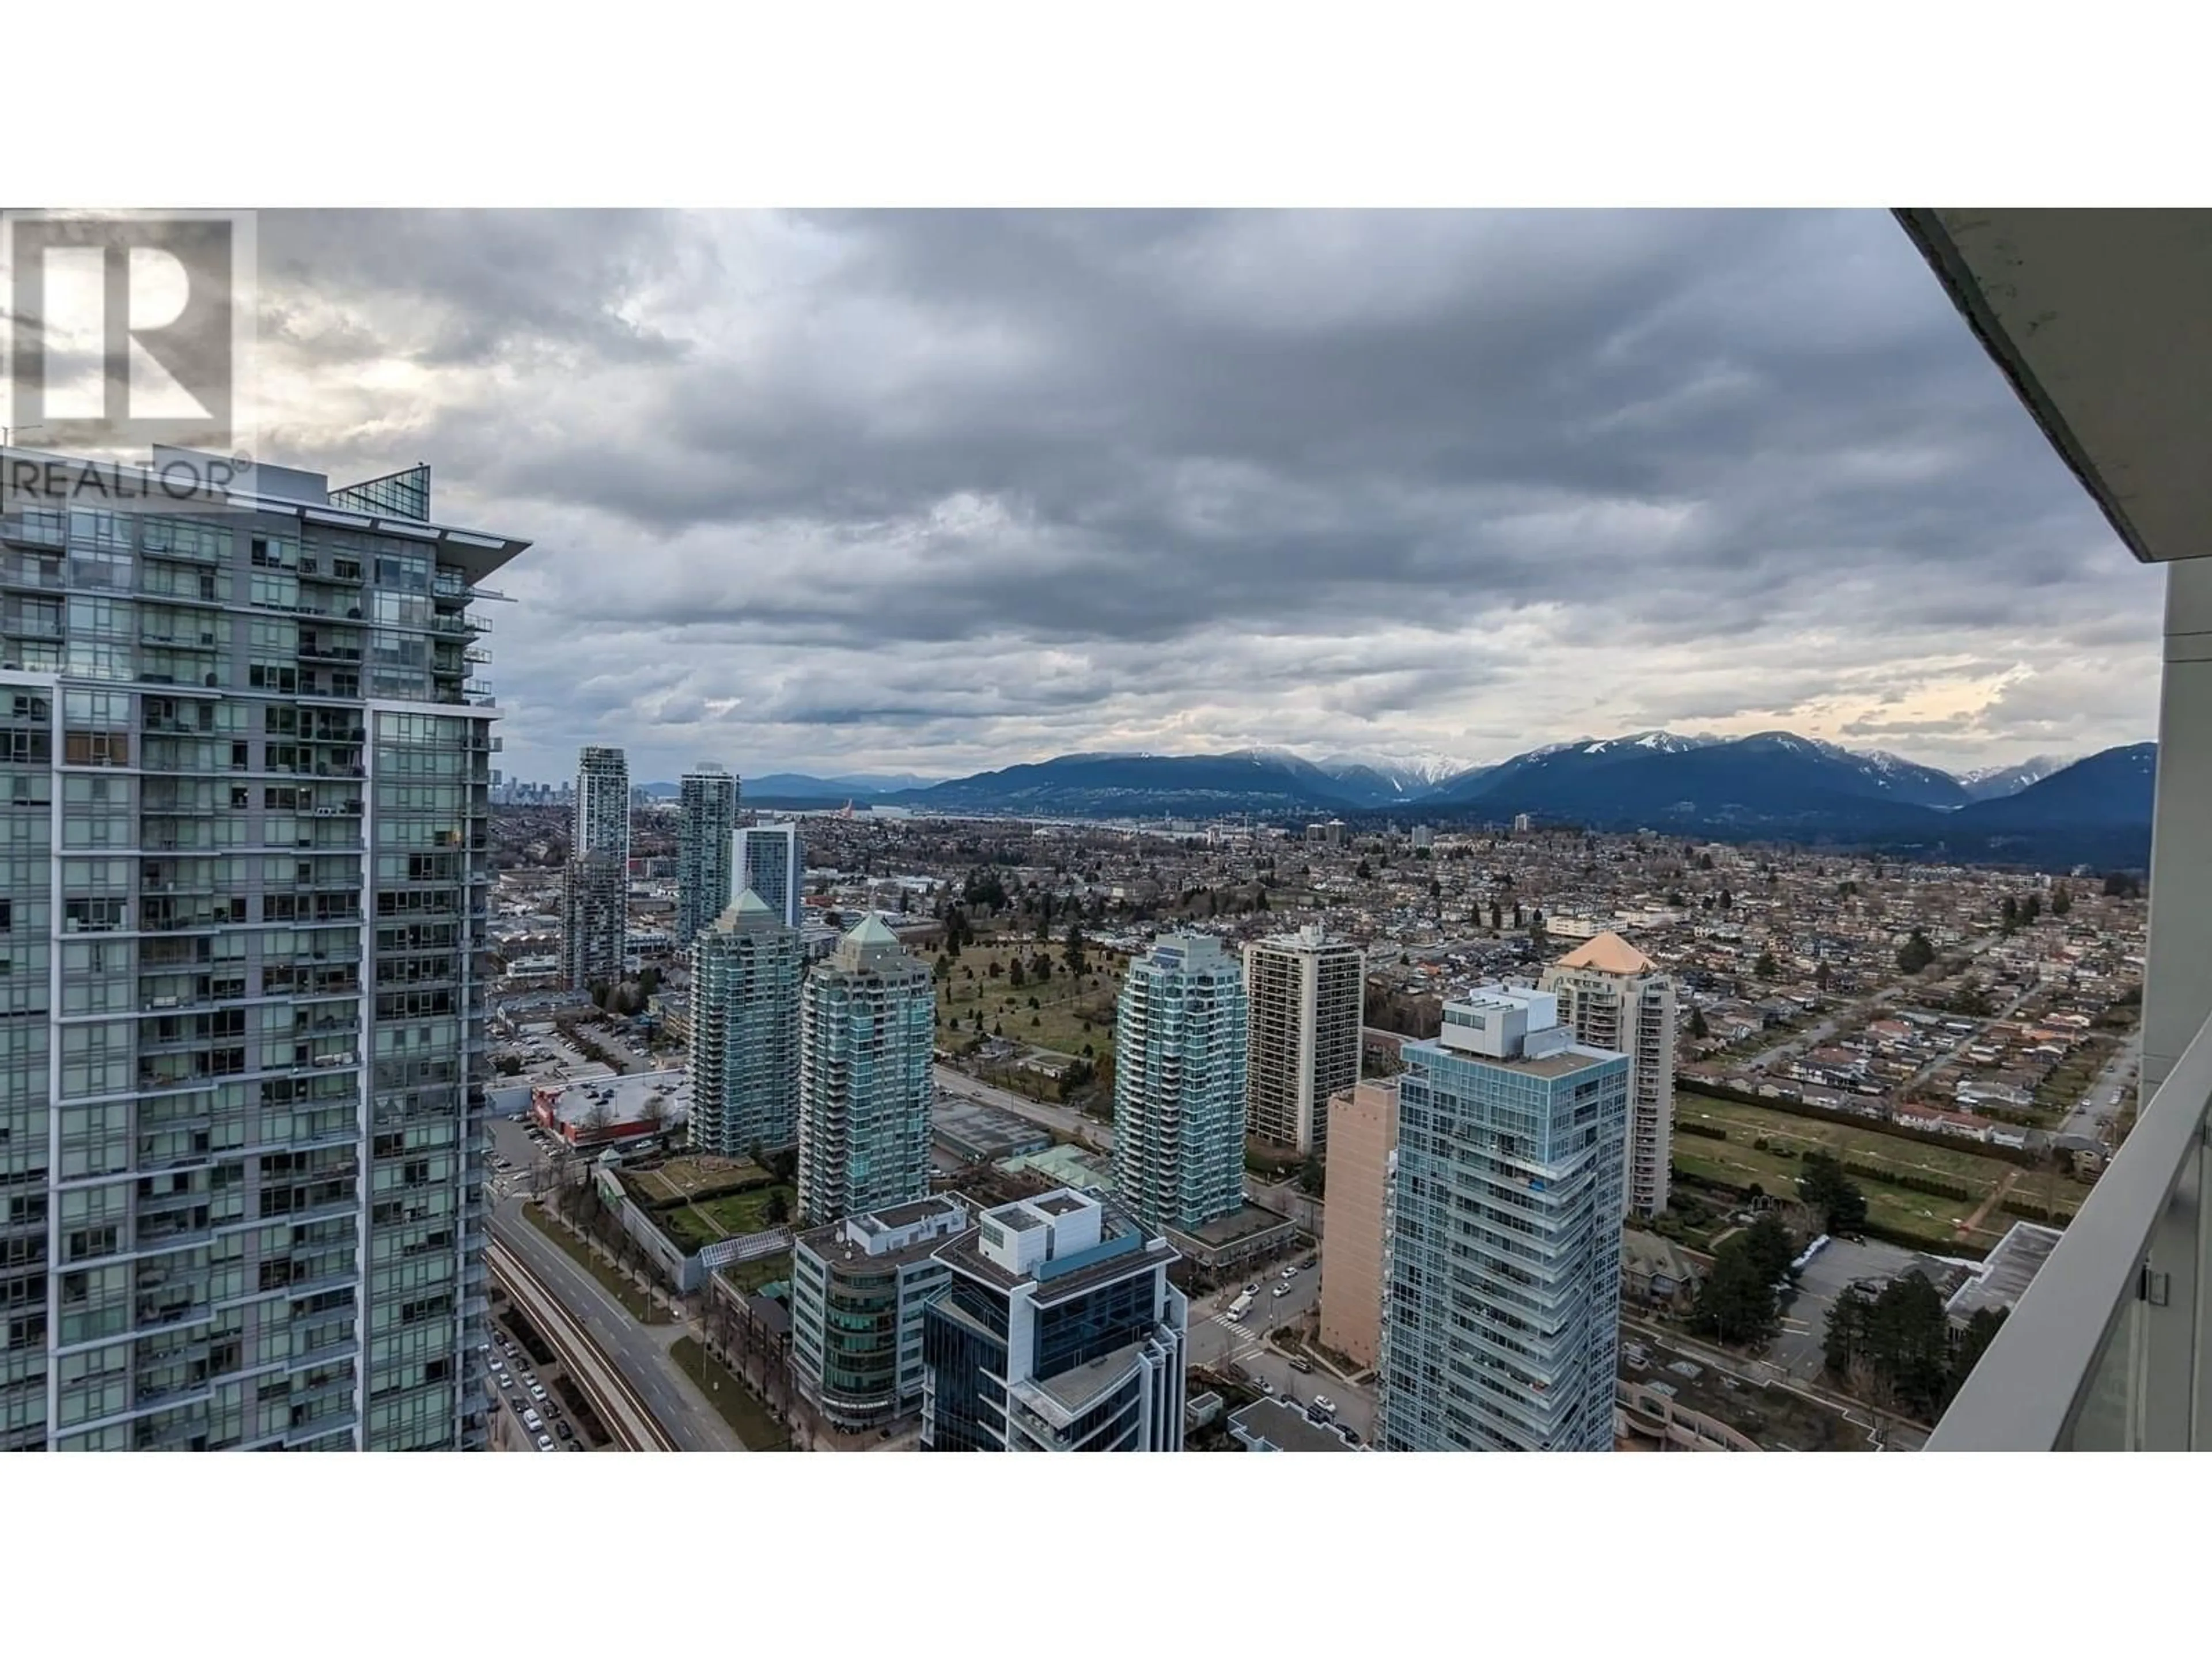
top-left (790, 1197), bottom-right (971, 1432)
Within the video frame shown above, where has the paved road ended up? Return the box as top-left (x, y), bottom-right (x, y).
top-left (1183, 1268), bottom-right (1377, 1442)
top-left (2058, 1032), bottom-right (2139, 1147)
top-left (488, 1197), bottom-right (743, 1452)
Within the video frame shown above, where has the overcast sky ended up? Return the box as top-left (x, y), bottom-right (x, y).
top-left (251, 209), bottom-right (2161, 787)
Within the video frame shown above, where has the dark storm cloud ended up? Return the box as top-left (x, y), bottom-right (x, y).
top-left (240, 209), bottom-right (2162, 783)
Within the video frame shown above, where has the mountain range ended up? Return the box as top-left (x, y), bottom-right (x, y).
top-left (849, 733), bottom-right (2150, 869)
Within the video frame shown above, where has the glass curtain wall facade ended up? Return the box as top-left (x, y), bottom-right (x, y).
top-left (675, 765), bottom-right (737, 950)
top-left (1379, 993), bottom-right (1628, 1453)
top-left (687, 891), bottom-right (803, 1156)
top-left (795, 915), bottom-right (934, 1225)
top-left (0, 454), bottom-right (522, 1452)
top-left (1112, 935), bottom-right (1248, 1234)
top-left (735, 824), bottom-right (803, 931)
top-left (563, 746), bottom-right (628, 993)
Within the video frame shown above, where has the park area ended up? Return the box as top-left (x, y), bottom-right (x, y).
top-left (1671, 1092), bottom-right (2082, 1253)
top-left (623, 1156), bottom-right (793, 1253)
top-left (933, 935), bottom-right (1123, 1065)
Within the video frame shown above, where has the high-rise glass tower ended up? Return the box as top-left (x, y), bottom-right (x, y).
top-left (1378, 987), bottom-right (1628, 1453)
top-left (1112, 934), bottom-right (1247, 1234)
top-left (0, 445), bottom-right (522, 1451)
top-left (919, 1188), bottom-right (1187, 1452)
top-left (687, 889), bottom-right (804, 1157)
top-left (734, 822), bottom-right (803, 930)
top-left (1243, 925), bottom-right (1364, 1155)
top-left (675, 763), bottom-right (737, 950)
top-left (1540, 932), bottom-right (1676, 1219)
top-left (563, 744), bottom-right (627, 991)
top-left (795, 914), bottom-right (934, 1225)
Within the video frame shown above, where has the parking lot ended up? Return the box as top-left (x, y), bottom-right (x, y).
top-left (482, 1286), bottom-right (613, 1452)
top-left (1767, 1235), bottom-right (1921, 1380)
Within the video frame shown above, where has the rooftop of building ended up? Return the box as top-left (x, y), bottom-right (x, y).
top-left (1552, 930), bottom-right (1660, 976)
top-left (1946, 1221), bottom-right (2066, 1323)
top-left (532, 1067), bottom-right (689, 1127)
top-left (935, 1207), bottom-right (1170, 1305)
top-left (1027, 1338), bottom-right (1151, 1421)
top-left (1171, 1200), bottom-right (1297, 1247)
top-left (1230, 1396), bottom-right (1362, 1452)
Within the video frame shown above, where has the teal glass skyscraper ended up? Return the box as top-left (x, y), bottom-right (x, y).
top-left (687, 889), bottom-right (804, 1157)
top-left (1378, 986), bottom-right (1629, 1453)
top-left (796, 914), bottom-right (934, 1225)
top-left (1112, 934), bottom-right (1248, 1235)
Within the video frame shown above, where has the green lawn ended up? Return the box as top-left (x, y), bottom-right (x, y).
top-left (696, 1186), bottom-right (793, 1237)
top-left (717, 1251), bottom-right (792, 1297)
top-left (522, 1203), bottom-right (671, 1324)
top-left (934, 938), bottom-right (1123, 1060)
top-left (1672, 1091), bottom-right (2080, 1250)
top-left (669, 1336), bottom-right (792, 1450)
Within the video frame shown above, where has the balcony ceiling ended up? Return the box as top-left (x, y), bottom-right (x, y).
top-left (1896, 209), bottom-right (2212, 563)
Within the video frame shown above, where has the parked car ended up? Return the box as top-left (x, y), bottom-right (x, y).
top-left (556, 1422), bottom-right (576, 1442)
top-left (528, 1384), bottom-right (547, 1402)
top-left (536, 1434), bottom-right (555, 1452)
top-left (488, 1358), bottom-right (505, 1375)
top-left (522, 1409), bottom-right (543, 1432)
top-left (1289, 1355), bottom-right (1313, 1374)
top-left (1243, 1283), bottom-right (1259, 1298)
top-left (1271, 1284), bottom-right (1290, 1298)
top-left (1312, 1394), bottom-right (1336, 1416)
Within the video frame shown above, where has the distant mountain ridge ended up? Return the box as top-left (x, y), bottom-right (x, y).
top-left (858, 733), bottom-right (2154, 869)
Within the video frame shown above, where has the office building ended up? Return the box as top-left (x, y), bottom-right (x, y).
top-left (675, 763), bottom-right (738, 950)
top-left (1318, 1080), bottom-right (1399, 1372)
top-left (736, 822), bottom-right (804, 930)
top-left (919, 1188), bottom-right (1187, 1452)
top-left (687, 889), bottom-right (804, 1157)
top-left (789, 1196), bottom-right (969, 1433)
top-left (1511, 812), bottom-right (1535, 833)
top-left (1378, 987), bottom-right (1628, 1453)
top-left (796, 914), bottom-right (934, 1225)
top-left (563, 744), bottom-right (628, 991)
top-left (1243, 925), bottom-right (1363, 1154)
top-left (1, 448), bottom-right (522, 1451)
top-left (1540, 932), bottom-right (1677, 1219)
top-left (1112, 934), bottom-right (1248, 1234)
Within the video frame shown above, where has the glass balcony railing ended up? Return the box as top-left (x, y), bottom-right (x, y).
top-left (1929, 1005), bottom-right (2211, 1450)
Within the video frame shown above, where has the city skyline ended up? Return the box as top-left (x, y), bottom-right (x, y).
top-left (234, 210), bottom-right (2161, 787)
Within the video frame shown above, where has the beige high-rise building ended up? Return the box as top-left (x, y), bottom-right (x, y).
top-left (1317, 1080), bottom-right (1399, 1372)
top-left (1243, 926), bottom-right (1365, 1154)
top-left (1540, 931), bottom-right (1677, 1218)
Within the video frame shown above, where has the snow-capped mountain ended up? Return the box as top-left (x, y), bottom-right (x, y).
top-left (1957, 755), bottom-right (2075, 802)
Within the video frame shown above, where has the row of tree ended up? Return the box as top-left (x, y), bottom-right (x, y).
top-left (1824, 1273), bottom-right (2005, 1420)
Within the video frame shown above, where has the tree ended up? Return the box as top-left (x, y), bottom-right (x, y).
top-left (1717, 888), bottom-right (1733, 911)
top-left (1755, 949), bottom-right (1779, 979)
top-left (2000, 893), bottom-right (2018, 934)
top-left (1063, 923), bottom-right (1087, 978)
top-left (1814, 960), bottom-right (1831, 993)
top-left (2051, 884), bottom-right (2072, 917)
top-left (1741, 1213), bottom-right (1795, 1287)
top-left (2022, 892), bottom-right (2041, 925)
top-left (1032, 955), bottom-right (1052, 984)
top-left (1489, 900), bottom-right (1502, 931)
top-left (931, 954), bottom-right (952, 986)
top-left (1355, 858), bottom-right (1372, 880)
top-left (2101, 870), bottom-right (2140, 899)
top-left (1009, 957), bottom-right (1025, 989)
top-left (1690, 1235), bottom-right (1779, 1346)
top-left (987, 959), bottom-right (1003, 980)
top-left (1688, 1005), bottom-right (1710, 1040)
top-left (1797, 1151), bottom-right (1868, 1233)
top-left (764, 1189), bottom-right (791, 1228)
top-left (1897, 929), bottom-right (1936, 975)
